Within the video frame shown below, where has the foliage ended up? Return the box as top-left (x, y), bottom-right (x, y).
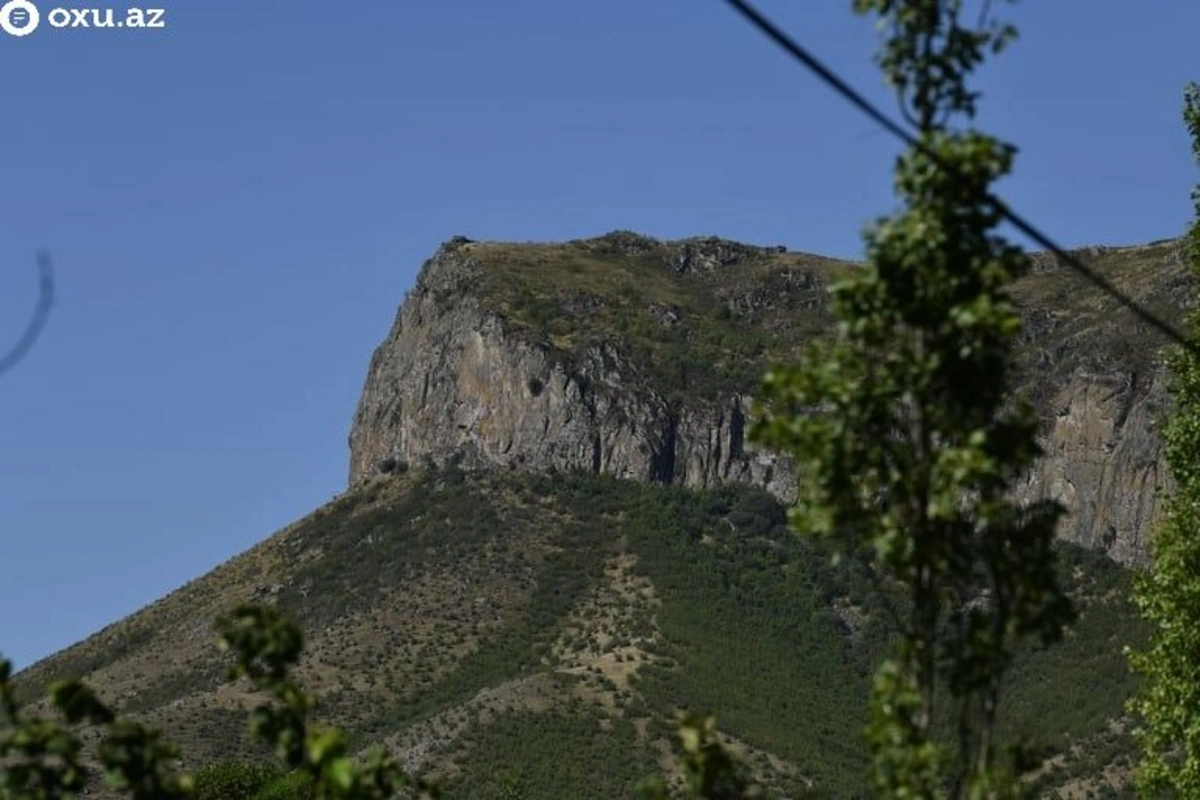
top-left (0, 599), bottom-right (757, 800)
top-left (2, 467), bottom-right (1141, 799)
top-left (751, 1), bottom-right (1074, 795)
top-left (0, 658), bottom-right (191, 800)
top-left (440, 708), bottom-right (656, 800)
top-left (528, 474), bottom-right (1135, 797)
top-left (616, 481), bottom-right (887, 795)
top-left (637, 714), bottom-right (759, 800)
top-left (192, 760), bottom-right (287, 800)
top-left (1127, 81), bottom-right (1200, 798)
top-left (253, 771), bottom-right (316, 800)
top-left (215, 605), bottom-right (438, 800)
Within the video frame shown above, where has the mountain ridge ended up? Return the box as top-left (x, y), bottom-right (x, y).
top-left (349, 231), bottom-right (1191, 565)
top-left (11, 231), bottom-right (1187, 798)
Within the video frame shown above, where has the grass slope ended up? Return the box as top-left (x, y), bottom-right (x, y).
top-left (14, 467), bottom-right (1146, 798)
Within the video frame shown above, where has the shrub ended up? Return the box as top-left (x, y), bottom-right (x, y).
top-left (193, 760), bottom-right (285, 800)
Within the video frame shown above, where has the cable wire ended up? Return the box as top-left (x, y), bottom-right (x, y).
top-left (724, 0), bottom-right (1196, 356)
top-left (0, 250), bottom-right (55, 378)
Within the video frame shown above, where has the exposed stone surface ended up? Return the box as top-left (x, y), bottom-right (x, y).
top-left (349, 235), bottom-right (1192, 565)
top-left (347, 281), bottom-right (795, 501)
top-left (1015, 366), bottom-right (1171, 565)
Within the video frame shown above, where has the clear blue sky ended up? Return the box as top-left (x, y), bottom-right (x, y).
top-left (1, 1), bottom-right (1197, 671)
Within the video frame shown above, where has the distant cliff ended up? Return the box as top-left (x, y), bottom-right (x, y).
top-left (349, 233), bottom-right (1192, 565)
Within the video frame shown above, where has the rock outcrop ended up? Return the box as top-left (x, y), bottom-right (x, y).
top-left (349, 234), bottom-right (1191, 565)
top-left (1015, 367), bottom-right (1170, 565)
top-left (348, 240), bottom-right (796, 502)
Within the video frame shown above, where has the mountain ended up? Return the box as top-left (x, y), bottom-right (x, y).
top-left (14, 233), bottom-right (1189, 798)
top-left (349, 232), bottom-right (1190, 565)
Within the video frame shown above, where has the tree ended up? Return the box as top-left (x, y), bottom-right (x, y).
top-left (750, 1), bottom-right (1074, 795)
top-left (1127, 81), bottom-right (1200, 799)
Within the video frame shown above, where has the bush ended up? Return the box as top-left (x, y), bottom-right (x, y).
top-left (253, 771), bottom-right (315, 800)
top-left (193, 760), bottom-right (285, 800)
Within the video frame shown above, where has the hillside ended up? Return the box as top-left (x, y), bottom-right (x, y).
top-left (15, 468), bottom-right (1146, 798)
top-left (13, 232), bottom-right (1192, 798)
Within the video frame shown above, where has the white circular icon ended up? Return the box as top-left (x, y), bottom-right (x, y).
top-left (0, 0), bottom-right (39, 36)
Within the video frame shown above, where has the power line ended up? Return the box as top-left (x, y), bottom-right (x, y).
top-left (0, 250), bottom-right (55, 378)
top-left (724, 0), bottom-right (1196, 356)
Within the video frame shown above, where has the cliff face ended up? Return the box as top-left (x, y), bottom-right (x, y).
top-left (1015, 367), bottom-right (1170, 565)
top-left (347, 240), bottom-right (797, 502)
top-left (349, 234), bottom-right (1191, 565)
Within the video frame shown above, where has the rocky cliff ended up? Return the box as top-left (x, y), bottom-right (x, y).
top-left (349, 233), bottom-right (1192, 565)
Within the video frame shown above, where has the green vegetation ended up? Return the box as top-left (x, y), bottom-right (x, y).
top-left (616, 482), bottom-right (886, 794)
top-left (4, 468), bottom-right (1148, 798)
top-left (355, 499), bottom-right (619, 737)
top-left (753, 2), bottom-right (1076, 795)
top-left (1127, 82), bottom-right (1200, 798)
top-left (1, 599), bottom-right (775, 800)
top-left (461, 234), bottom-right (853, 400)
top-left (1, 657), bottom-right (193, 800)
top-left (192, 760), bottom-right (292, 800)
top-left (440, 709), bottom-right (656, 800)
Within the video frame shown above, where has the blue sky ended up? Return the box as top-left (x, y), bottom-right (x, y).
top-left (1, 1), bottom-right (1197, 671)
